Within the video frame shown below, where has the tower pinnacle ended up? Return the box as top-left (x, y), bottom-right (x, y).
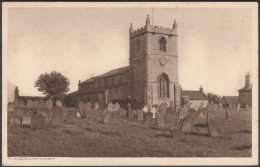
top-left (146, 15), bottom-right (150, 26)
top-left (173, 19), bottom-right (177, 29)
top-left (129, 23), bottom-right (133, 33)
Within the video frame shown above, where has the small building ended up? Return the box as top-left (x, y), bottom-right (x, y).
top-left (221, 96), bottom-right (239, 109)
top-left (181, 87), bottom-right (208, 109)
top-left (14, 86), bottom-right (47, 104)
top-left (238, 72), bottom-right (252, 108)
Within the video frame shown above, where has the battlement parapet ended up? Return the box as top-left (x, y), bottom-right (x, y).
top-left (130, 25), bottom-right (177, 38)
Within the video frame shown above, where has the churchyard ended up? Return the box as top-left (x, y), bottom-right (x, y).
top-left (7, 100), bottom-right (252, 157)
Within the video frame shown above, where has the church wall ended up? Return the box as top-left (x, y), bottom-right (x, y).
top-left (239, 90), bottom-right (252, 107)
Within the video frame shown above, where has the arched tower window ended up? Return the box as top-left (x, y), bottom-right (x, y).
top-left (159, 74), bottom-right (169, 98)
top-left (159, 37), bottom-right (167, 52)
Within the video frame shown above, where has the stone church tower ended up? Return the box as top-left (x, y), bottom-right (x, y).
top-left (129, 15), bottom-right (181, 109)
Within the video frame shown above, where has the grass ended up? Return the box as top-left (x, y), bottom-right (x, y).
top-left (8, 110), bottom-right (252, 157)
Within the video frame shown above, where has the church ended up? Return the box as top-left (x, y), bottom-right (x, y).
top-left (65, 15), bottom-right (181, 111)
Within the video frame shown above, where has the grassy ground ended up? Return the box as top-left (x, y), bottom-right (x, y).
top-left (8, 110), bottom-right (252, 157)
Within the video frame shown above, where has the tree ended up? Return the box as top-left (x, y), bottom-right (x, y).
top-left (35, 71), bottom-right (70, 100)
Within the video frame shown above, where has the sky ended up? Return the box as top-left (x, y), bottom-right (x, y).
top-left (7, 7), bottom-right (253, 97)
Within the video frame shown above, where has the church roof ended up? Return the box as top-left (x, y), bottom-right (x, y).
top-left (81, 66), bottom-right (130, 84)
top-left (181, 90), bottom-right (207, 100)
top-left (221, 96), bottom-right (239, 105)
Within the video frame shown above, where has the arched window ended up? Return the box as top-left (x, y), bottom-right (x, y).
top-left (159, 74), bottom-right (169, 98)
top-left (159, 37), bottom-right (167, 52)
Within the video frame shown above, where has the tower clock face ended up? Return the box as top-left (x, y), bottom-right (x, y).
top-left (159, 57), bottom-right (167, 66)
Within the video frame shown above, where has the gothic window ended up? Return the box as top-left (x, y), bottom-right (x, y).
top-left (159, 37), bottom-right (167, 52)
top-left (159, 74), bottom-right (169, 98)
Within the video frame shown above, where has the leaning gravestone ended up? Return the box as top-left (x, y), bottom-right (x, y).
top-left (108, 102), bottom-right (115, 112)
top-left (208, 118), bottom-right (220, 137)
top-left (114, 103), bottom-right (120, 112)
top-left (181, 116), bottom-right (194, 133)
top-left (144, 112), bottom-right (156, 125)
top-left (33, 100), bottom-right (39, 108)
top-left (101, 109), bottom-right (113, 123)
top-left (78, 101), bottom-right (84, 116)
top-left (119, 107), bottom-right (127, 118)
top-left (94, 102), bottom-right (100, 111)
top-left (137, 109), bottom-right (144, 121)
top-left (156, 111), bottom-right (165, 127)
top-left (56, 100), bottom-right (62, 107)
top-left (44, 99), bottom-right (53, 111)
top-left (27, 99), bottom-right (34, 108)
top-left (31, 114), bottom-right (45, 130)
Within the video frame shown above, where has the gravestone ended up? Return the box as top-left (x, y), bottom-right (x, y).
top-left (169, 128), bottom-right (183, 140)
top-left (198, 111), bottom-right (206, 118)
top-left (108, 102), bottom-right (115, 111)
top-left (31, 114), bottom-right (45, 130)
top-left (37, 108), bottom-right (53, 125)
top-left (44, 99), bottom-right (53, 111)
top-left (208, 118), bottom-right (220, 136)
top-left (144, 112), bottom-right (156, 125)
top-left (27, 99), bottom-right (34, 108)
top-left (7, 103), bottom-right (14, 112)
top-left (9, 116), bottom-right (21, 125)
top-left (60, 109), bottom-right (69, 122)
top-left (236, 103), bottom-right (240, 111)
top-left (137, 109), bottom-right (144, 121)
top-left (38, 98), bottom-right (45, 108)
top-left (78, 101), bottom-right (84, 116)
top-left (94, 102), bottom-right (100, 111)
top-left (77, 111), bottom-right (81, 118)
top-left (114, 103), bottom-right (120, 112)
top-left (83, 103), bottom-right (92, 118)
top-left (159, 103), bottom-right (167, 112)
top-left (132, 109), bottom-right (138, 119)
top-left (194, 106), bottom-right (199, 112)
top-left (156, 111), bottom-right (165, 127)
top-left (86, 102), bottom-right (93, 111)
top-left (56, 100), bottom-right (62, 107)
top-left (52, 107), bottom-right (61, 125)
top-left (33, 100), bottom-right (39, 108)
top-left (151, 107), bottom-right (157, 118)
top-left (181, 116), bottom-right (194, 133)
top-left (119, 107), bottom-right (127, 118)
top-left (142, 105), bottom-right (149, 113)
top-left (128, 104), bottom-right (134, 119)
top-left (178, 108), bottom-right (187, 123)
top-left (102, 109), bottom-right (113, 123)
top-left (21, 114), bottom-right (31, 126)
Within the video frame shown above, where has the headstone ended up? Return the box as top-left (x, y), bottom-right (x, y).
top-left (128, 104), bottom-right (134, 119)
top-left (144, 112), bottom-right (156, 125)
top-left (142, 105), bottom-right (149, 113)
top-left (38, 98), bottom-right (45, 108)
top-left (83, 103), bottom-right (92, 118)
top-left (37, 108), bottom-right (53, 125)
top-left (178, 108), bottom-right (187, 123)
top-left (56, 100), bottom-right (62, 107)
top-left (27, 99), bottom-right (34, 108)
top-left (132, 109), bottom-right (138, 119)
top-left (156, 111), bottom-right (165, 127)
top-left (181, 116), bottom-right (194, 133)
top-left (94, 102), bottom-right (100, 111)
top-left (52, 107), bottom-right (61, 125)
top-left (78, 101), bottom-right (84, 116)
top-left (169, 128), bottom-right (183, 140)
top-left (21, 114), bottom-right (31, 126)
top-left (31, 114), bottom-right (45, 130)
top-left (194, 106), bottom-right (199, 112)
top-left (208, 118), bottom-right (220, 137)
top-left (236, 103), bottom-right (240, 111)
top-left (198, 111), bottom-right (205, 118)
top-left (7, 103), bottom-right (15, 112)
top-left (108, 102), bottom-right (115, 111)
top-left (114, 103), bottom-right (120, 112)
top-left (33, 100), bottom-right (39, 108)
top-left (151, 107), bottom-right (157, 118)
top-left (119, 107), bottom-right (127, 118)
top-left (77, 111), bottom-right (81, 118)
top-left (137, 109), bottom-right (144, 121)
top-left (101, 109), bottom-right (113, 123)
top-left (159, 103), bottom-right (167, 112)
top-left (44, 99), bottom-right (53, 111)
top-left (9, 115), bottom-right (21, 125)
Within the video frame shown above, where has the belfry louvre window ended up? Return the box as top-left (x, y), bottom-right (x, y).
top-left (159, 74), bottom-right (169, 98)
top-left (159, 37), bottom-right (167, 52)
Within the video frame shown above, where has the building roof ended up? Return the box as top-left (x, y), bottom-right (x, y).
top-left (81, 66), bottom-right (130, 84)
top-left (238, 86), bottom-right (252, 92)
top-left (18, 96), bottom-right (47, 101)
top-left (181, 90), bottom-right (207, 100)
top-left (221, 96), bottom-right (239, 105)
